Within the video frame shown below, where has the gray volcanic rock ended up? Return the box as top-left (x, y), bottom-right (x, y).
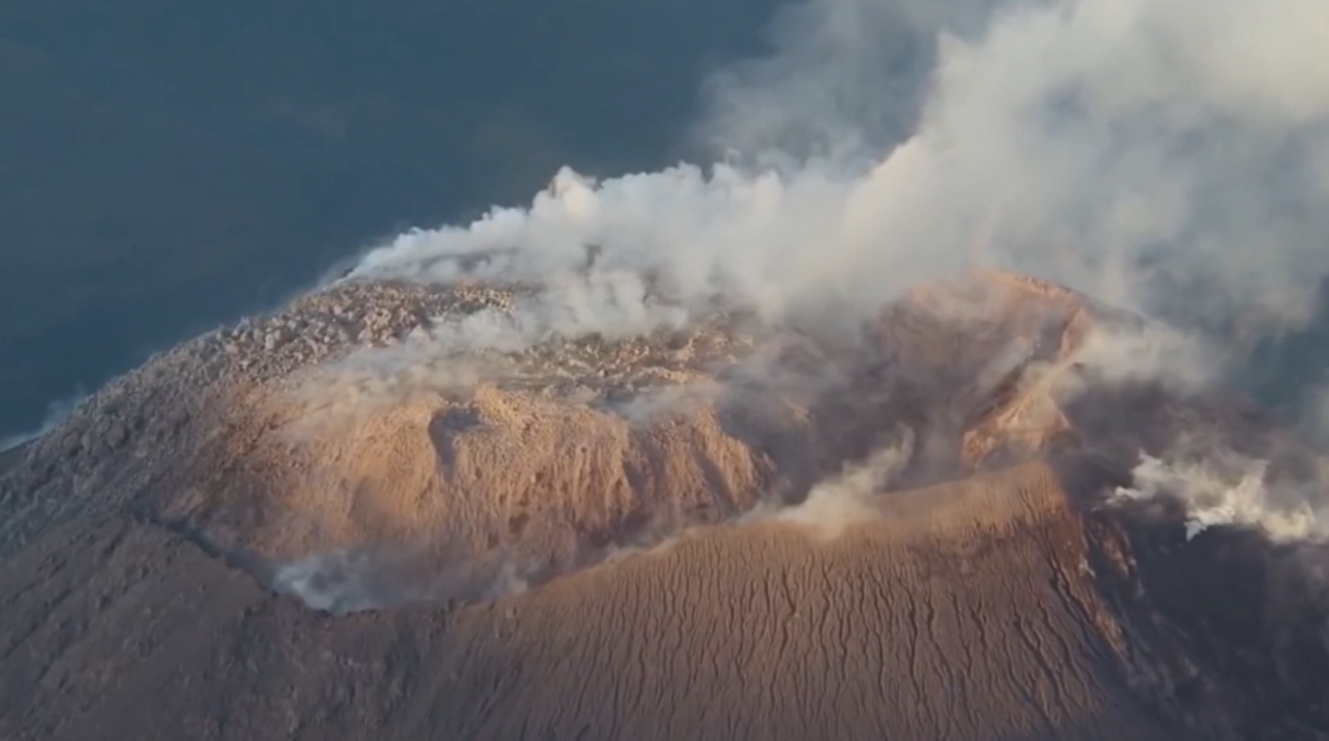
top-left (2, 270), bottom-right (1329, 740)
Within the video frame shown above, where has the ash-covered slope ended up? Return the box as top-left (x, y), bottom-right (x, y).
top-left (2, 270), bottom-right (1328, 740)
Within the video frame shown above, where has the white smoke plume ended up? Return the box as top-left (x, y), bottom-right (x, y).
top-left (313, 0), bottom-right (1329, 570)
top-left (271, 544), bottom-right (534, 614)
top-left (348, 0), bottom-right (1329, 353)
top-left (1112, 452), bottom-right (1322, 542)
top-left (772, 430), bottom-right (915, 536)
top-left (1065, 322), bottom-right (1221, 392)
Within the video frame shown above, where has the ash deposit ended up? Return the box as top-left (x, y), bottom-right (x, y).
top-left (6, 0), bottom-right (1329, 737)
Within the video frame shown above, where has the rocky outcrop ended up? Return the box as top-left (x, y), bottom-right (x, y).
top-left (2, 269), bottom-right (1329, 739)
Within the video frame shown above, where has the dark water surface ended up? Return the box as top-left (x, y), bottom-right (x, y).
top-left (0, 0), bottom-right (780, 437)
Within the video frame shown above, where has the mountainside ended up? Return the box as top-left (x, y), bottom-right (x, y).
top-left (2, 270), bottom-right (1328, 740)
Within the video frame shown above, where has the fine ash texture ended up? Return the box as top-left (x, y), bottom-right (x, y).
top-left (3, 270), bottom-right (1329, 740)
top-left (7, 0), bottom-right (1329, 735)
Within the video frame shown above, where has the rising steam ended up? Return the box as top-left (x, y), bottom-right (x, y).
top-left (1112, 452), bottom-right (1321, 542)
top-left (252, 0), bottom-right (1329, 610)
top-left (775, 431), bottom-right (915, 536)
top-left (325, 0), bottom-right (1329, 551)
top-left (349, 0), bottom-right (1329, 356)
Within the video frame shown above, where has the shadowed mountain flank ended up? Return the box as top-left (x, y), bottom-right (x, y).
top-left (3, 271), bottom-right (1329, 739)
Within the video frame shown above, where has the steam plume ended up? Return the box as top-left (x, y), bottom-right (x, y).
top-left (293, 0), bottom-right (1329, 573)
top-left (349, 0), bottom-right (1329, 356)
top-left (1112, 452), bottom-right (1321, 542)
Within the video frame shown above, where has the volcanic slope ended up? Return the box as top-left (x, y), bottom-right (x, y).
top-left (2, 271), bottom-right (1329, 740)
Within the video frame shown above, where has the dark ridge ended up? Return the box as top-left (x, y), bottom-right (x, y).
top-left (126, 503), bottom-right (275, 588)
top-left (1113, 511), bottom-right (1329, 737)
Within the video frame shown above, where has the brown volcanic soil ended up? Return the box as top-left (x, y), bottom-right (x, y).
top-left (2, 271), bottom-right (1329, 740)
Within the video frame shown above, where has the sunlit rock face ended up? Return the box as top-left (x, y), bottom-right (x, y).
top-left (0, 270), bottom-right (1132, 595)
top-left (2, 270), bottom-right (1329, 740)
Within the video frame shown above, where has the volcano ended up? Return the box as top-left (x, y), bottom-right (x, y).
top-left (2, 270), bottom-right (1328, 740)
